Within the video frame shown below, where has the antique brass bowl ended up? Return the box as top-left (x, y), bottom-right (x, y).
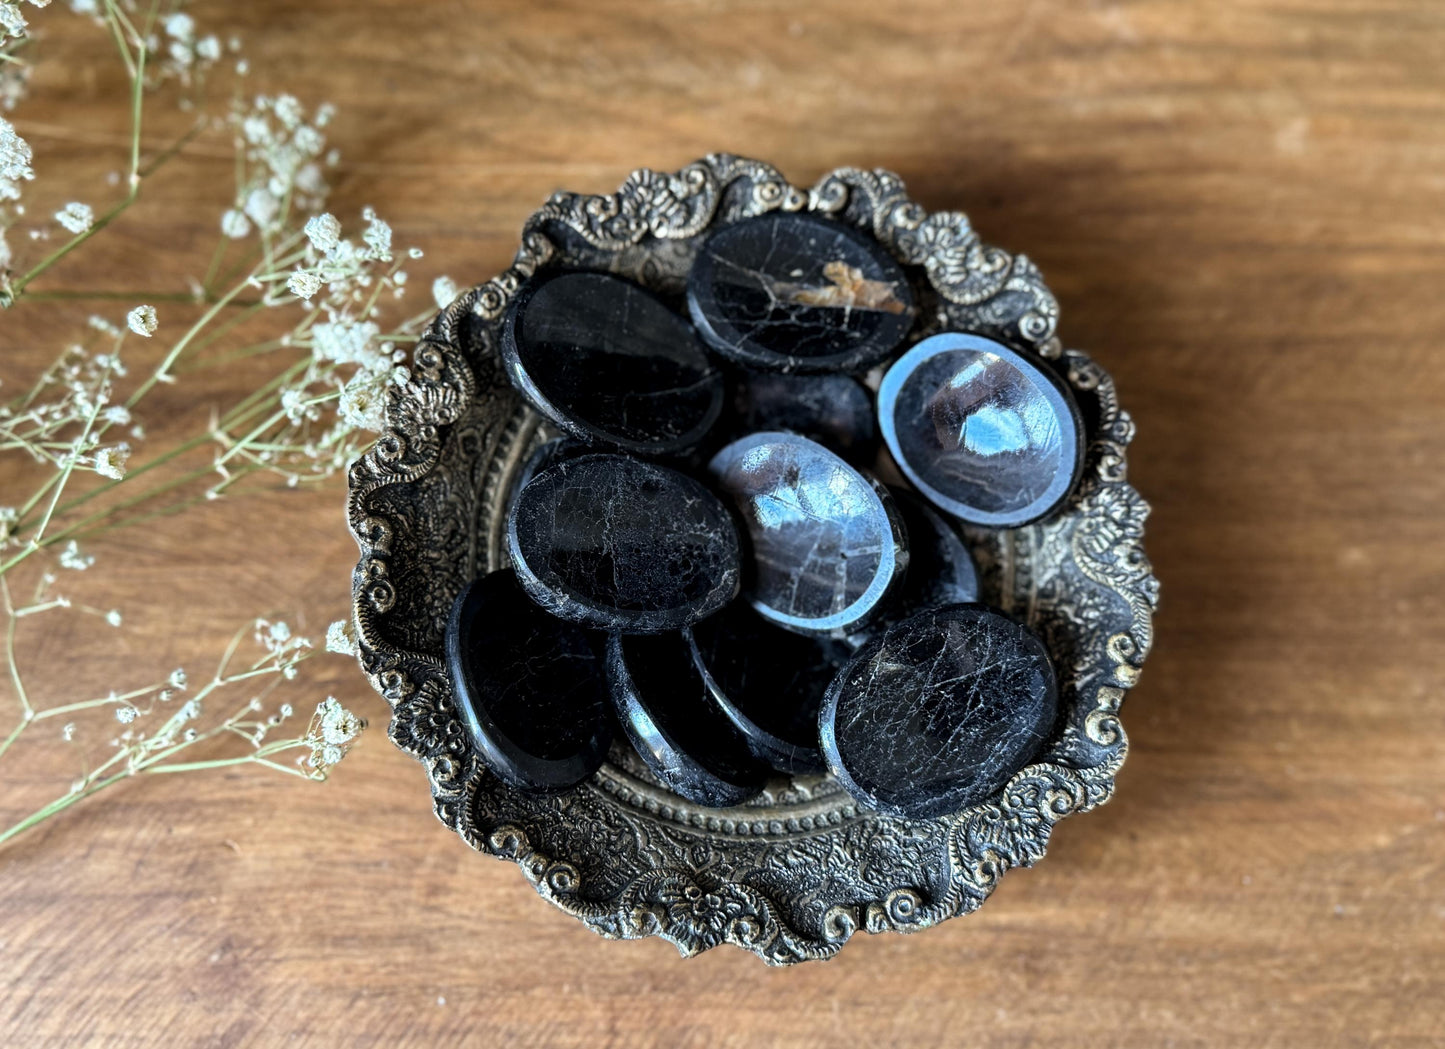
top-left (346, 154), bottom-right (1157, 964)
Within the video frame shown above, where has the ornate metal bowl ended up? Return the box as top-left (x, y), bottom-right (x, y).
top-left (346, 155), bottom-right (1158, 964)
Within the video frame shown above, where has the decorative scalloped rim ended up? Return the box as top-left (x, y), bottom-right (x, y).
top-left (346, 154), bottom-right (1158, 964)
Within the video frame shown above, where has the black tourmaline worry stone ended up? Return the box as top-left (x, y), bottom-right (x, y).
top-left (606, 632), bottom-right (770, 807)
top-left (687, 212), bottom-right (915, 374)
top-left (886, 487), bottom-right (980, 615)
top-left (508, 454), bottom-right (741, 633)
top-left (445, 569), bottom-right (613, 792)
top-left (708, 432), bottom-right (907, 636)
top-left (728, 371), bottom-right (877, 460)
top-left (689, 603), bottom-right (854, 774)
top-left (820, 604), bottom-right (1059, 819)
top-left (878, 333), bottom-right (1084, 527)
top-left (502, 271), bottom-right (723, 454)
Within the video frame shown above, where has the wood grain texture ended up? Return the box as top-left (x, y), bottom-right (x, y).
top-left (2, 1), bottom-right (1444, 1045)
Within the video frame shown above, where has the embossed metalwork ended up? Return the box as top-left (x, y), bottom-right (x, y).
top-left (346, 154), bottom-right (1158, 964)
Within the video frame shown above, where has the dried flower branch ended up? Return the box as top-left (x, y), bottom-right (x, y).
top-left (0, 1), bottom-right (454, 845)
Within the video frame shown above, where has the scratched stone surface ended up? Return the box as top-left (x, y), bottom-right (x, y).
top-left (820, 604), bottom-right (1059, 820)
top-left (707, 431), bottom-right (906, 636)
top-left (507, 454), bottom-right (741, 633)
top-left (502, 271), bottom-right (723, 454)
top-left (879, 333), bottom-right (1084, 527)
top-left (687, 211), bottom-right (915, 373)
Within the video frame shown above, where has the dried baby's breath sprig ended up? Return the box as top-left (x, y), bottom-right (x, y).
top-left (0, 597), bottom-right (367, 848)
top-left (0, 2), bottom-right (462, 843)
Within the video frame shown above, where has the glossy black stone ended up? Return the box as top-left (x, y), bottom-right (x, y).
top-left (508, 454), bottom-right (741, 634)
top-left (820, 604), bottom-right (1059, 820)
top-left (445, 569), bottom-right (613, 792)
top-left (728, 371), bottom-right (876, 460)
top-left (687, 212), bottom-right (915, 374)
top-left (504, 435), bottom-right (589, 510)
top-left (502, 271), bottom-right (724, 454)
top-left (708, 432), bottom-right (907, 636)
top-left (878, 333), bottom-right (1084, 527)
top-left (887, 487), bottom-right (980, 613)
top-left (688, 603), bottom-right (854, 774)
top-left (606, 632), bottom-right (770, 807)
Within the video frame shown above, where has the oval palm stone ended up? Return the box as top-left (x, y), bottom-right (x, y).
top-left (688, 603), bottom-right (853, 774)
top-left (820, 604), bottom-right (1059, 819)
top-left (886, 487), bottom-right (980, 613)
top-left (687, 211), bottom-right (915, 373)
top-left (502, 271), bottom-right (723, 454)
top-left (445, 569), bottom-right (612, 792)
top-left (508, 454), bottom-right (741, 634)
top-left (728, 371), bottom-right (876, 460)
top-left (707, 432), bottom-right (907, 636)
top-left (878, 333), bottom-right (1084, 527)
top-left (606, 632), bottom-right (769, 807)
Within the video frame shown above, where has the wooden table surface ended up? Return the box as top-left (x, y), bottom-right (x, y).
top-left (3, 2), bottom-right (1443, 1046)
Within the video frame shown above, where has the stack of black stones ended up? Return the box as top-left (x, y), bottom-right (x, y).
top-left (446, 211), bottom-right (1086, 821)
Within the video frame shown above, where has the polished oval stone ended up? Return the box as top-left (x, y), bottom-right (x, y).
top-left (445, 569), bottom-right (613, 792)
top-left (606, 632), bottom-right (769, 807)
top-left (687, 212), bottom-right (915, 374)
top-left (502, 271), bottom-right (724, 454)
top-left (729, 371), bottom-right (876, 460)
top-left (887, 486), bottom-right (980, 613)
top-left (820, 604), bottom-right (1059, 819)
top-left (708, 432), bottom-right (907, 636)
top-left (688, 603), bottom-right (854, 774)
top-left (508, 454), bottom-right (741, 633)
top-left (878, 333), bottom-right (1084, 527)
top-left (504, 435), bottom-right (589, 509)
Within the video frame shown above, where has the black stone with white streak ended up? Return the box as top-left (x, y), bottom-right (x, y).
top-left (606, 632), bottom-right (770, 807)
top-left (502, 271), bottom-right (723, 454)
top-left (728, 371), bottom-right (877, 461)
top-left (687, 212), bottom-right (915, 374)
top-left (878, 332), bottom-right (1084, 527)
top-left (688, 603), bottom-right (854, 774)
top-left (445, 569), bottom-right (613, 792)
top-left (820, 604), bottom-right (1059, 820)
top-left (507, 454), bottom-right (741, 634)
top-left (708, 432), bottom-right (907, 637)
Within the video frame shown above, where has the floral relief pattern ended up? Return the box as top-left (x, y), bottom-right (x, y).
top-left (346, 154), bottom-right (1158, 964)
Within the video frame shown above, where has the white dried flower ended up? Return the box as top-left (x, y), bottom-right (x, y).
top-left (361, 207), bottom-right (392, 260)
top-left (169, 667), bottom-right (188, 690)
top-left (61, 723), bottom-right (75, 741)
top-left (114, 705), bottom-right (138, 724)
top-left (220, 208), bottom-right (251, 239)
top-left (0, 115), bottom-right (34, 200)
top-left (102, 405), bottom-right (132, 426)
top-left (303, 212), bottom-right (341, 254)
top-left (311, 320), bottom-right (380, 366)
top-left (325, 619), bottom-right (357, 656)
top-left (126, 305), bottom-right (158, 337)
top-left (93, 443), bottom-right (129, 480)
top-left (0, 5), bottom-right (27, 41)
top-left (338, 370), bottom-right (389, 431)
top-left (318, 696), bottom-right (362, 745)
top-left (287, 270), bottom-right (322, 300)
top-left (196, 34), bottom-right (221, 61)
top-left (54, 201), bottom-right (93, 234)
top-left (163, 12), bottom-right (194, 40)
top-left (273, 94), bottom-right (303, 130)
top-left (242, 186), bottom-right (279, 230)
top-left (104, 609), bottom-right (122, 628)
top-left (432, 275), bottom-right (459, 311)
top-left (58, 540), bottom-right (94, 571)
